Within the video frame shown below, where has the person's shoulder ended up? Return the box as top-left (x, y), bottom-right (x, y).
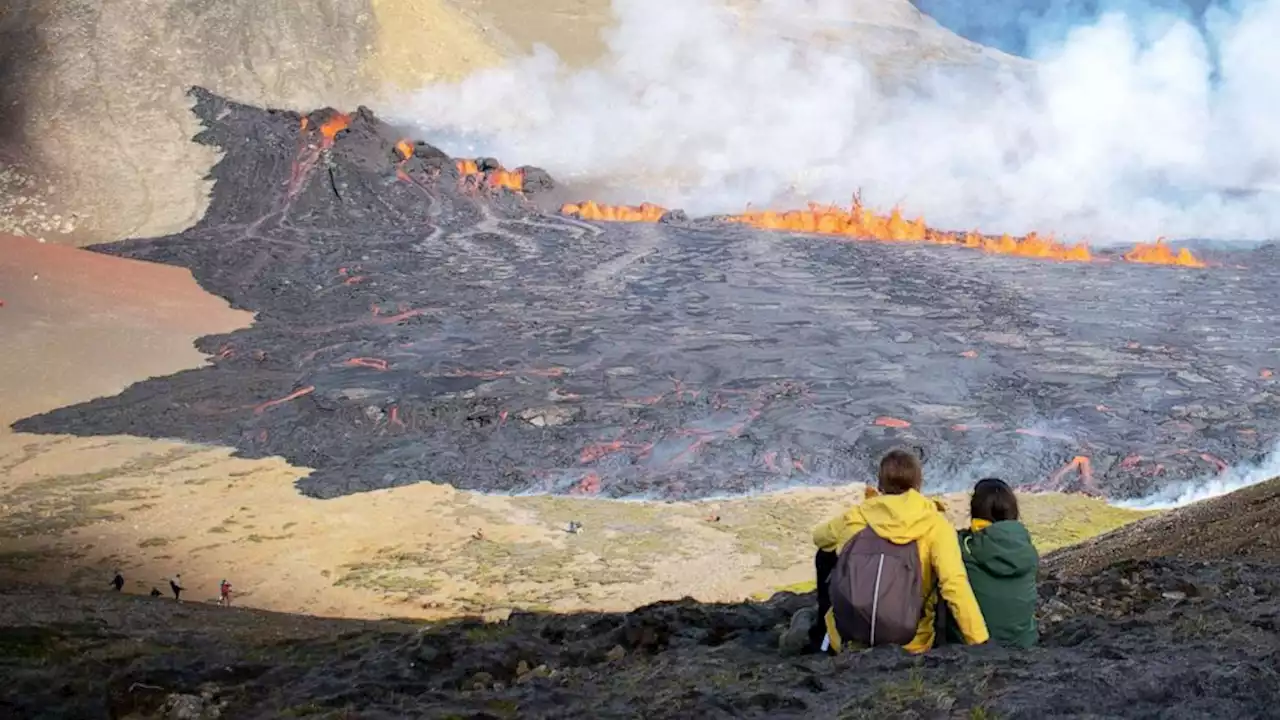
top-left (837, 502), bottom-right (869, 524)
top-left (993, 519), bottom-right (1035, 537)
top-left (929, 513), bottom-right (969, 548)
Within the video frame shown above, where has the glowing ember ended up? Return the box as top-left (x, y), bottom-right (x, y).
top-left (560, 201), bottom-right (668, 223)
top-left (455, 159), bottom-right (525, 192)
top-left (1124, 239), bottom-right (1206, 268)
top-left (318, 113), bottom-right (351, 147)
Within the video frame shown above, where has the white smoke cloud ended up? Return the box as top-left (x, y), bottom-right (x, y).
top-left (1113, 443), bottom-right (1280, 510)
top-left (391, 0), bottom-right (1280, 243)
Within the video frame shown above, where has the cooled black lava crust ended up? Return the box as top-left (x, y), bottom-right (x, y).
top-left (14, 88), bottom-right (1280, 500)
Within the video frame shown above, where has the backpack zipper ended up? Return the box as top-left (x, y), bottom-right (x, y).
top-left (870, 553), bottom-right (885, 645)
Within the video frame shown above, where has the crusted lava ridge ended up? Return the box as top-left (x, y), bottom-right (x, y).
top-left (12, 88), bottom-right (1280, 500)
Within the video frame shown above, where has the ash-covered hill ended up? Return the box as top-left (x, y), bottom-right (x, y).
top-left (1045, 476), bottom-right (1280, 576)
top-left (3, 482), bottom-right (1279, 719)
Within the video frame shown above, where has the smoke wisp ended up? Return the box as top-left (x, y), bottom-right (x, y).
top-left (392, 0), bottom-right (1280, 242)
top-left (1114, 443), bottom-right (1280, 509)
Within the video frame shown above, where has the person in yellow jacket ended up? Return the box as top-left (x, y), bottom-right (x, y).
top-left (780, 450), bottom-right (989, 655)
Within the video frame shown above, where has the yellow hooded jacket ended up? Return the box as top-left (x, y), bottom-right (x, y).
top-left (813, 489), bottom-right (989, 653)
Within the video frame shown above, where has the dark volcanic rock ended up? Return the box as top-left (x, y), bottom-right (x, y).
top-left (11, 87), bottom-right (1280, 500)
top-left (1045, 477), bottom-right (1280, 577)
top-left (2, 558), bottom-right (1279, 718)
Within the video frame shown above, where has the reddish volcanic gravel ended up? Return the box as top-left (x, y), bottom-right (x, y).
top-left (0, 232), bottom-right (250, 426)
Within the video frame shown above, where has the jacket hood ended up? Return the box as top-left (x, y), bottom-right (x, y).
top-left (857, 489), bottom-right (947, 544)
top-left (963, 520), bottom-right (1039, 578)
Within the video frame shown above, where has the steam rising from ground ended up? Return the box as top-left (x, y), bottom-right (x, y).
top-left (1115, 443), bottom-right (1280, 509)
top-left (394, 0), bottom-right (1280, 242)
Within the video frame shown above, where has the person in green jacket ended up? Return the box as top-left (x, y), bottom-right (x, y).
top-left (945, 477), bottom-right (1040, 648)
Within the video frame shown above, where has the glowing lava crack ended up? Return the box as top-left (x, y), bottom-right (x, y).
top-left (12, 89), bottom-right (1278, 501)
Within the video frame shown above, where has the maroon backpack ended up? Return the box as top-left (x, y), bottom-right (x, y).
top-left (828, 526), bottom-right (925, 647)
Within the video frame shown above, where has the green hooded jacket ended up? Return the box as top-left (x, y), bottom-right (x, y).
top-left (945, 520), bottom-right (1040, 648)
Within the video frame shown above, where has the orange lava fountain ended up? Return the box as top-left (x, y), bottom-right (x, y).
top-left (321, 118), bottom-right (1208, 269)
top-left (727, 202), bottom-right (1093, 262)
top-left (560, 201), bottom-right (668, 223)
top-left (559, 197), bottom-right (1207, 267)
top-left (1123, 239), bottom-right (1206, 268)
top-left (318, 113), bottom-right (351, 148)
top-left (455, 159), bottom-right (524, 192)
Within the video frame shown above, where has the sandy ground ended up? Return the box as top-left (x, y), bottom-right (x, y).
top-left (0, 237), bottom-right (1144, 621)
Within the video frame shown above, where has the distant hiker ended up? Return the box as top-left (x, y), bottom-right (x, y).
top-left (942, 478), bottom-right (1039, 648)
top-left (779, 449), bottom-right (989, 655)
top-left (219, 579), bottom-right (233, 607)
top-left (169, 574), bottom-right (184, 601)
top-left (111, 570), bottom-right (124, 592)
top-left (150, 587), bottom-right (162, 598)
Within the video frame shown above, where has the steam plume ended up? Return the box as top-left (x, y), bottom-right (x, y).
top-left (393, 0), bottom-right (1280, 242)
top-left (1114, 443), bottom-right (1280, 509)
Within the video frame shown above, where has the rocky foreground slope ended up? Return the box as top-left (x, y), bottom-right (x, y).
top-left (2, 480), bottom-right (1278, 719)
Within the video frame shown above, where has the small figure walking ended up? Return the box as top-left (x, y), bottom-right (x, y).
top-left (219, 579), bottom-right (233, 607)
top-left (110, 570), bottom-right (124, 592)
top-left (169, 573), bottom-right (184, 601)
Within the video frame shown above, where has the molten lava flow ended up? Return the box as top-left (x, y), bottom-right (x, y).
top-left (560, 201), bottom-right (668, 223)
top-left (728, 202), bottom-right (1094, 262)
top-left (395, 139), bottom-right (413, 160)
top-left (318, 113), bottom-right (351, 147)
top-left (558, 195), bottom-right (1213, 267)
top-left (455, 159), bottom-right (524, 192)
top-left (1123, 239), bottom-right (1206, 268)
top-left (1042, 455), bottom-right (1099, 495)
top-left (252, 386), bottom-right (316, 415)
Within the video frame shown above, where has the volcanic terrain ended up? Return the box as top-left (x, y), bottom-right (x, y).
top-left (2, 479), bottom-right (1279, 719)
top-left (13, 89), bottom-right (1280, 502)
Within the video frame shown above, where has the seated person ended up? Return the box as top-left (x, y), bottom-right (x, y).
top-left (780, 449), bottom-right (988, 654)
top-left (943, 478), bottom-right (1039, 648)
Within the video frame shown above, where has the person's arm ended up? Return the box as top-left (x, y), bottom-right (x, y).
top-left (932, 524), bottom-right (989, 645)
top-left (812, 509), bottom-right (859, 553)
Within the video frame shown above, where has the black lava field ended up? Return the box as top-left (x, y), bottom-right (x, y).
top-left (15, 88), bottom-right (1280, 501)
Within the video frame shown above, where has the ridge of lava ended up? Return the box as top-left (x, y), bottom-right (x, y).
top-left (559, 201), bottom-right (1207, 267)
top-left (12, 88), bottom-right (1277, 503)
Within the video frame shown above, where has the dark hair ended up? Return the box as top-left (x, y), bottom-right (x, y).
top-left (971, 478), bottom-right (1019, 522)
top-left (878, 450), bottom-right (923, 494)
